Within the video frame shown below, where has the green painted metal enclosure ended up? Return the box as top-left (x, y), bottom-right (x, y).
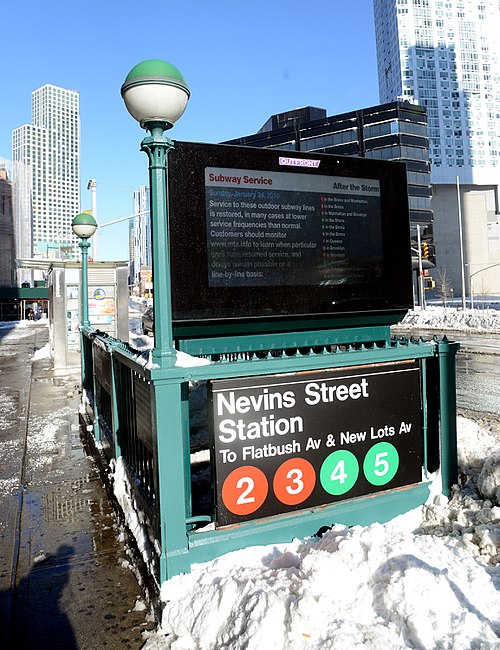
top-left (79, 324), bottom-right (459, 587)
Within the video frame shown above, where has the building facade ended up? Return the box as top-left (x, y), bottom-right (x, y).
top-left (12, 160), bottom-right (33, 276)
top-left (224, 101), bottom-right (433, 259)
top-left (0, 163), bottom-right (15, 287)
top-left (374, 0), bottom-right (500, 296)
top-left (12, 84), bottom-right (80, 260)
top-left (0, 157), bottom-right (35, 287)
top-left (129, 185), bottom-right (151, 291)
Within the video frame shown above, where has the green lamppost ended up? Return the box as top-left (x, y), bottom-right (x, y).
top-left (72, 212), bottom-right (98, 390)
top-left (121, 59), bottom-right (190, 368)
top-left (72, 212), bottom-right (98, 327)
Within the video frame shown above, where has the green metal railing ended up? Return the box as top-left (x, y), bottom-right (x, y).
top-left (81, 332), bottom-right (162, 573)
top-left (81, 330), bottom-right (95, 401)
top-left (79, 327), bottom-right (459, 587)
top-left (114, 358), bottom-right (157, 507)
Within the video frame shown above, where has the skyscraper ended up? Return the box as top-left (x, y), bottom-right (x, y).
top-left (374, 0), bottom-right (500, 185)
top-left (12, 84), bottom-right (80, 259)
top-left (374, 0), bottom-right (500, 296)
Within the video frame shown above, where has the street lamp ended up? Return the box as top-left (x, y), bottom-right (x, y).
top-left (121, 59), bottom-right (190, 368)
top-left (72, 212), bottom-right (98, 328)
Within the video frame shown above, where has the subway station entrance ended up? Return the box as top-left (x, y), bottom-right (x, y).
top-left (78, 141), bottom-right (459, 587)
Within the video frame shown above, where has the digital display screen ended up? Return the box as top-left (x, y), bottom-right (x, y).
top-left (166, 142), bottom-right (413, 333)
top-left (205, 168), bottom-right (382, 288)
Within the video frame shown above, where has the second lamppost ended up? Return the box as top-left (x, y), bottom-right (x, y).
top-left (72, 212), bottom-right (98, 328)
top-left (121, 59), bottom-right (190, 368)
top-left (72, 212), bottom-right (98, 388)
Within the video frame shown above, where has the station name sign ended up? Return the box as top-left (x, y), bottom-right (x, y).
top-left (209, 361), bottom-right (422, 527)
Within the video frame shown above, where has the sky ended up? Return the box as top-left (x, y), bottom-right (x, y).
top-left (0, 0), bottom-right (380, 261)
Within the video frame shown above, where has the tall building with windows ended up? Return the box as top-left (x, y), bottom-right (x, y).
top-left (129, 185), bottom-right (151, 289)
top-left (12, 84), bottom-right (80, 259)
top-left (374, 0), bottom-right (500, 295)
top-left (0, 157), bottom-right (33, 286)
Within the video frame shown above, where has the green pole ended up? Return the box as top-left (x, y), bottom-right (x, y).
top-left (140, 122), bottom-right (176, 369)
top-left (79, 237), bottom-right (91, 389)
top-left (121, 60), bottom-right (191, 581)
top-left (153, 379), bottom-right (191, 581)
top-left (79, 237), bottom-right (91, 327)
top-left (437, 338), bottom-right (460, 496)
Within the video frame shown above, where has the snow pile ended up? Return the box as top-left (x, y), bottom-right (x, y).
top-left (146, 523), bottom-right (499, 650)
top-left (32, 342), bottom-right (51, 360)
top-left (142, 416), bottom-right (500, 650)
top-left (458, 417), bottom-right (500, 507)
top-left (128, 331), bottom-right (211, 369)
top-left (400, 307), bottom-right (500, 333)
top-left (421, 416), bottom-right (500, 566)
top-left (112, 457), bottom-right (158, 577)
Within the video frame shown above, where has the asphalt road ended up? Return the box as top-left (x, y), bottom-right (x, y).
top-left (456, 351), bottom-right (500, 417)
top-left (393, 327), bottom-right (500, 417)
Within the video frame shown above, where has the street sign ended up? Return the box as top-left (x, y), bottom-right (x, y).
top-left (209, 360), bottom-right (423, 527)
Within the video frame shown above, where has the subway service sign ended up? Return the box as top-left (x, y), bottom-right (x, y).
top-left (209, 361), bottom-right (423, 527)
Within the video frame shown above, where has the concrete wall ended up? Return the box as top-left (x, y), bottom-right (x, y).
top-left (48, 266), bottom-right (71, 369)
top-left (431, 184), bottom-right (500, 300)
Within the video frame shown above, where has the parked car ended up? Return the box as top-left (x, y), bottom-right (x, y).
top-left (141, 305), bottom-right (154, 335)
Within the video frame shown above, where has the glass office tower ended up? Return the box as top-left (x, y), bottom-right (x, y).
top-left (225, 101), bottom-right (433, 263)
top-left (129, 185), bottom-right (151, 289)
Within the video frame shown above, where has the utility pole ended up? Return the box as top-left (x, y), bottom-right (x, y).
top-left (87, 179), bottom-right (98, 260)
top-left (456, 176), bottom-right (466, 309)
top-left (416, 224), bottom-right (425, 309)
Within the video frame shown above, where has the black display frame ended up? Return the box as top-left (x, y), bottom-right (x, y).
top-left (167, 141), bottom-right (413, 337)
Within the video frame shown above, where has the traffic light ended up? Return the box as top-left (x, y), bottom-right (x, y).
top-left (422, 242), bottom-right (429, 259)
top-left (424, 277), bottom-right (435, 290)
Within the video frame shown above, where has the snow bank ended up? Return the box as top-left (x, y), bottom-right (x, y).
top-left (32, 342), bottom-right (51, 360)
top-left (145, 515), bottom-right (500, 649)
top-left (421, 416), bottom-right (500, 568)
top-left (400, 307), bottom-right (500, 333)
top-left (112, 457), bottom-right (158, 578)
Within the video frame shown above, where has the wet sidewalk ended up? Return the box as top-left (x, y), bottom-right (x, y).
top-left (0, 323), bottom-right (152, 649)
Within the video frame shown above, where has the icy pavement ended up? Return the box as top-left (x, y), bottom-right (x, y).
top-left (0, 322), bottom-right (153, 648)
